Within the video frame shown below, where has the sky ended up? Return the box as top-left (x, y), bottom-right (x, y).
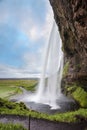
top-left (0, 0), bottom-right (54, 78)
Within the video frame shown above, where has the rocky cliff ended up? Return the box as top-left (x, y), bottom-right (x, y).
top-left (49, 0), bottom-right (87, 107)
top-left (49, 0), bottom-right (87, 86)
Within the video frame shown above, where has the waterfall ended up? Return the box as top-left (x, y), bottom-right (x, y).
top-left (10, 20), bottom-right (77, 112)
top-left (20, 21), bottom-right (64, 110)
top-left (33, 21), bottom-right (64, 109)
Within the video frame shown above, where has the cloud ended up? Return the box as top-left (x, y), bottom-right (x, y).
top-left (28, 26), bottom-right (40, 41)
top-left (17, 0), bottom-right (54, 43)
top-left (0, 0), bottom-right (54, 78)
top-left (0, 0), bottom-right (54, 43)
top-left (23, 50), bottom-right (43, 73)
top-left (18, 0), bottom-right (54, 75)
top-left (0, 64), bottom-right (40, 78)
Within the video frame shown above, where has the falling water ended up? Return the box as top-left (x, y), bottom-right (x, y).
top-left (18, 21), bottom-right (64, 110)
top-left (32, 21), bottom-right (64, 109)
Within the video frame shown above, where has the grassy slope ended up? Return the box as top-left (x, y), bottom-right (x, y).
top-left (0, 79), bottom-right (38, 98)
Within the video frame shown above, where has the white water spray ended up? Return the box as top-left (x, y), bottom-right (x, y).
top-left (31, 21), bottom-right (64, 109)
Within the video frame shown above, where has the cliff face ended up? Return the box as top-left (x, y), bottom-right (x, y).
top-left (49, 0), bottom-right (87, 87)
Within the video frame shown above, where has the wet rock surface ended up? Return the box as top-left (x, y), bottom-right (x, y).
top-left (10, 88), bottom-right (79, 114)
top-left (24, 94), bottom-right (78, 114)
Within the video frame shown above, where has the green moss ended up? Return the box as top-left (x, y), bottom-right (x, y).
top-left (0, 123), bottom-right (26, 130)
top-left (72, 87), bottom-right (87, 107)
top-left (63, 62), bottom-right (69, 77)
top-left (66, 84), bottom-right (87, 108)
top-left (66, 84), bottom-right (77, 92)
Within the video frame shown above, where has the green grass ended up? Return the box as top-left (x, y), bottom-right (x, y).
top-left (0, 98), bottom-right (87, 123)
top-left (0, 123), bottom-right (26, 130)
top-left (0, 85), bottom-right (21, 99)
top-left (0, 79), bottom-right (38, 98)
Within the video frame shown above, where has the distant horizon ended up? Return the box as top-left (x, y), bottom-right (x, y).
top-left (0, 77), bottom-right (39, 79)
top-left (0, 73), bottom-right (41, 79)
top-left (0, 72), bottom-right (48, 79)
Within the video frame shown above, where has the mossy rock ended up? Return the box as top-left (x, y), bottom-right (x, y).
top-left (72, 87), bottom-right (87, 108)
top-left (66, 84), bottom-right (87, 108)
top-left (19, 102), bottom-right (28, 110)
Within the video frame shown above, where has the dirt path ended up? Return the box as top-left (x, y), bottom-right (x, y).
top-left (0, 114), bottom-right (87, 130)
top-left (30, 117), bottom-right (87, 130)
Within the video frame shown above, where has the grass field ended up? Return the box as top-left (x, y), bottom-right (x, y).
top-left (0, 79), bottom-right (38, 99)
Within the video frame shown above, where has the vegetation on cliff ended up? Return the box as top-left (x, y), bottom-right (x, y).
top-left (66, 84), bottom-right (87, 108)
top-left (63, 61), bottom-right (69, 77)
